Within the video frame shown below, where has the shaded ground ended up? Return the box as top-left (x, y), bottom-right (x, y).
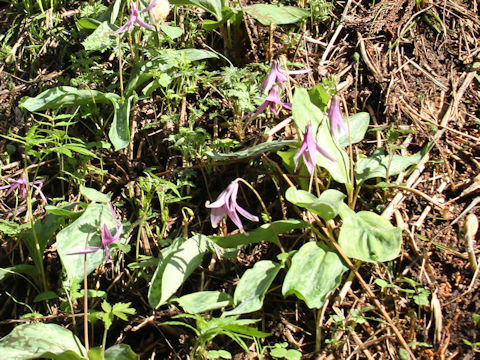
top-left (1, 0), bottom-right (480, 359)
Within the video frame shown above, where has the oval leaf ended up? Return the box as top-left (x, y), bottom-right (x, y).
top-left (148, 235), bottom-right (209, 308)
top-left (206, 140), bottom-right (296, 161)
top-left (0, 323), bottom-right (86, 360)
top-left (282, 242), bottom-right (348, 309)
top-left (175, 291), bottom-right (233, 313)
top-left (224, 260), bottom-right (281, 315)
top-left (336, 112), bottom-right (370, 148)
top-left (244, 4), bottom-right (309, 26)
top-left (285, 187), bottom-right (346, 221)
top-left (338, 204), bottom-right (402, 262)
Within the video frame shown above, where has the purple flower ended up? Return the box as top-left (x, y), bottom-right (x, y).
top-left (295, 124), bottom-right (336, 175)
top-left (68, 203), bottom-right (123, 263)
top-left (261, 60), bottom-right (311, 94)
top-left (245, 86), bottom-right (292, 120)
top-left (115, 1), bottom-right (157, 34)
top-left (205, 180), bottom-right (259, 231)
top-left (328, 95), bottom-right (347, 135)
top-left (0, 173), bottom-right (47, 203)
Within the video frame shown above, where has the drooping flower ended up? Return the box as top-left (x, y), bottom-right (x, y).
top-left (328, 95), bottom-right (348, 135)
top-left (205, 180), bottom-right (259, 230)
top-left (261, 60), bottom-right (311, 95)
top-left (245, 86), bottom-right (292, 120)
top-left (68, 203), bottom-right (123, 263)
top-left (0, 173), bottom-right (47, 203)
top-left (295, 124), bottom-right (336, 175)
top-left (116, 1), bottom-right (157, 34)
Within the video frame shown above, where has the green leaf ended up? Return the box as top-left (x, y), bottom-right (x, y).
top-left (202, 6), bottom-right (236, 31)
top-left (285, 187), bottom-right (346, 221)
top-left (79, 185), bottom-right (111, 203)
top-left (56, 203), bottom-right (117, 282)
top-left (206, 140), bottom-right (296, 161)
top-left (108, 94), bottom-right (134, 151)
top-left (76, 18), bottom-right (101, 30)
top-left (338, 204), bottom-right (402, 262)
top-left (20, 86), bottom-right (118, 113)
top-left (82, 21), bottom-right (117, 52)
top-left (224, 260), bottom-right (281, 316)
top-left (0, 323), bottom-right (86, 360)
top-left (89, 344), bottom-right (139, 360)
top-left (33, 290), bottom-right (58, 303)
top-left (292, 86), bottom-right (324, 132)
top-left (160, 24), bottom-right (183, 39)
top-left (112, 302), bottom-right (136, 321)
top-left (210, 219), bottom-right (310, 248)
top-left (176, 48), bottom-right (220, 61)
top-left (148, 235), bottom-right (209, 308)
top-left (175, 291), bottom-right (233, 313)
top-left (169, 0), bottom-right (224, 20)
top-left (244, 4), bottom-right (309, 26)
top-left (308, 83), bottom-right (330, 111)
top-left (336, 112), bottom-right (370, 148)
top-left (0, 264), bottom-right (38, 283)
top-left (282, 242), bottom-right (348, 309)
top-left (354, 148), bottom-right (426, 184)
top-left (206, 350), bottom-right (232, 359)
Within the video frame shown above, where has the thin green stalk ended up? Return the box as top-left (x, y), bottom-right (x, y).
top-left (83, 252), bottom-right (89, 354)
top-left (236, 178), bottom-right (286, 254)
top-left (101, 326), bottom-right (108, 360)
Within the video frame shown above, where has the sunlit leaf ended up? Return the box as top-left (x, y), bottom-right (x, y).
top-left (282, 242), bottom-right (347, 308)
top-left (285, 187), bottom-right (346, 221)
top-left (244, 4), bottom-right (309, 26)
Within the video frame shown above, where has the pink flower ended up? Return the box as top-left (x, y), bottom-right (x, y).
top-left (295, 124), bottom-right (336, 175)
top-left (206, 180), bottom-right (259, 230)
top-left (261, 60), bottom-right (311, 94)
top-left (0, 173), bottom-right (47, 203)
top-left (68, 203), bottom-right (123, 263)
top-left (116, 1), bottom-right (157, 34)
top-left (245, 86), bottom-right (292, 120)
top-left (328, 95), bottom-right (347, 135)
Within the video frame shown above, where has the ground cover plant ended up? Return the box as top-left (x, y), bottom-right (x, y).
top-left (0, 0), bottom-right (479, 359)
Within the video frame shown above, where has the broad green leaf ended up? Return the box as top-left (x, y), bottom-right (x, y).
top-left (285, 187), bottom-right (346, 221)
top-left (148, 235), bottom-right (209, 308)
top-left (336, 112), bottom-right (370, 148)
top-left (338, 204), bottom-right (402, 262)
top-left (33, 290), bottom-right (58, 302)
top-left (202, 6), bottom-right (237, 31)
top-left (308, 83), bottom-right (330, 111)
top-left (224, 260), bottom-right (281, 315)
top-left (0, 264), bottom-right (38, 283)
top-left (0, 323), bottom-right (86, 360)
top-left (244, 4), bottom-right (309, 26)
top-left (21, 211), bottom-right (67, 273)
top-left (88, 344), bottom-right (139, 360)
top-left (108, 94), bottom-right (134, 150)
top-left (82, 21), bottom-right (117, 52)
top-left (210, 219), bottom-right (310, 248)
top-left (277, 149), bottom-right (310, 190)
top-left (160, 24), bottom-right (183, 39)
top-left (354, 148), bottom-right (425, 184)
top-left (177, 48), bottom-right (219, 61)
top-left (79, 185), bottom-right (111, 203)
top-left (206, 140), bottom-right (296, 161)
top-left (57, 203), bottom-right (116, 282)
top-left (76, 18), bottom-right (101, 30)
top-left (175, 291), bottom-right (233, 313)
top-left (206, 350), bottom-right (232, 359)
top-left (169, 0), bottom-right (224, 20)
top-left (125, 57), bottom-right (175, 95)
top-left (20, 86), bottom-right (118, 112)
top-left (292, 86), bottom-right (323, 132)
top-left (282, 242), bottom-right (347, 309)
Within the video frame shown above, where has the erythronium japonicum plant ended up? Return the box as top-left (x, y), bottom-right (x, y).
top-left (0, 172), bottom-right (47, 203)
top-left (261, 60), bottom-right (311, 94)
top-left (68, 203), bottom-right (123, 263)
top-left (116, 0), bottom-right (158, 33)
top-left (206, 179), bottom-right (259, 231)
top-left (295, 123), bottom-right (336, 175)
top-left (328, 95), bottom-right (348, 135)
top-left (246, 86), bottom-right (292, 120)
